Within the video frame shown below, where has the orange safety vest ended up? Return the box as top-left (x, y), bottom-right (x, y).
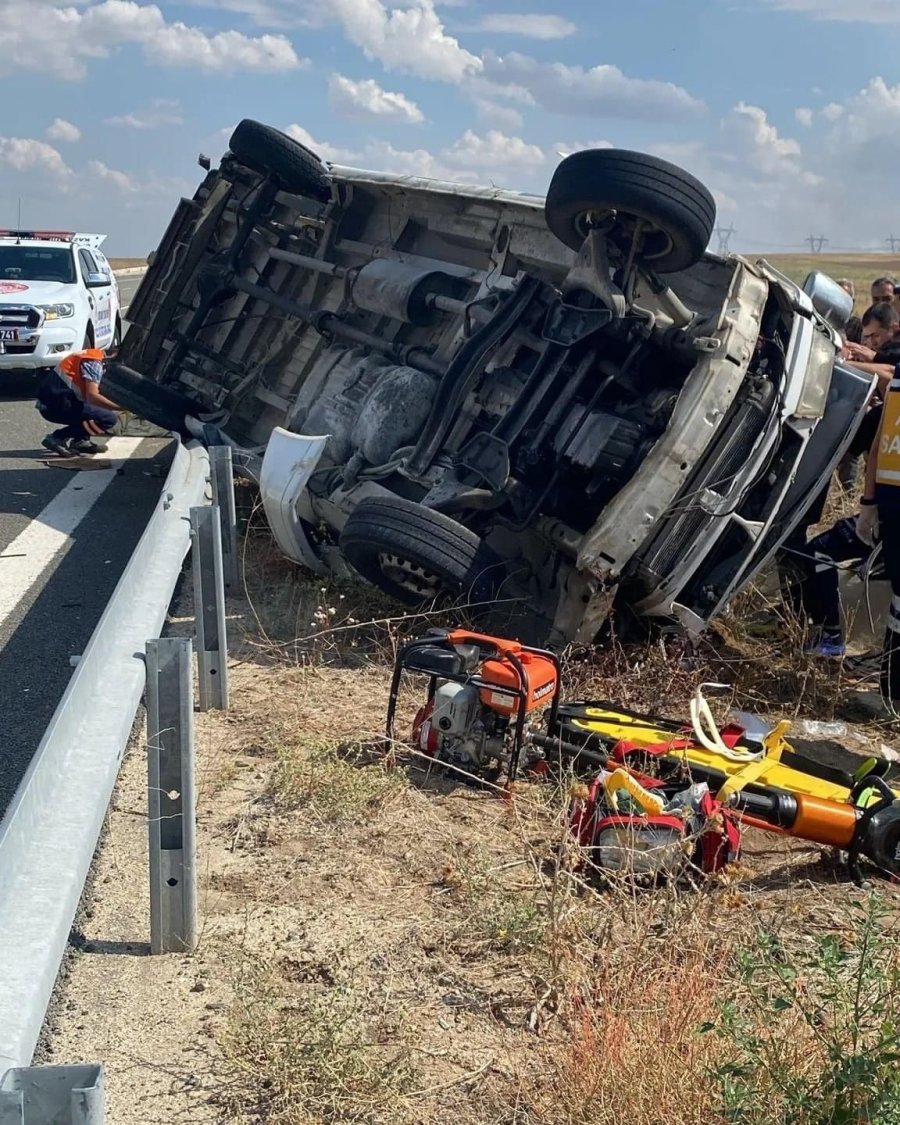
top-left (55, 348), bottom-right (105, 401)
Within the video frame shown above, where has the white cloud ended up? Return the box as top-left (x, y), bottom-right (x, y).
top-left (144, 22), bottom-right (302, 70)
top-left (0, 138), bottom-right (73, 179)
top-left (46, 118), bottom-right (82, 144)
top-left (481, 52), bottom-right (706, 121)
top-left (471, 97), bottom-right (524, 131)
top-left (0, 0), bottom-right (305, 79)
top-left (729, 102), bottom-right (801, 169)
top-left (88, 159), bottom-right (137, 192)
top-left (285, 124), bottom-right (359, 164)
top-left (441, 129), bottom-right (545, 169)
top-left (794, 107), bottom-right (813, 127)
top-left (328, 0), bottom-right (481, 82)
top-left (763, 0), bottom-right (900, 21)
top-left (183, 0), bottom-right (323, 28)
top-left (824, 77), bottom-right (900, 147)
top-left (105, 98), bottom-right (184, 128)
top-left (279, 124), bottom-right (547, 188)
top-left (363, 139), bottom-right (472, 181)
top-left (476, 13), bottom-right (576, 39)
top-left (328, 74), bottom-right (424, 124)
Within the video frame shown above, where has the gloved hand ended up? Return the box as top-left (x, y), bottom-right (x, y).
top-left (856, 504), bottom-right (880, 547)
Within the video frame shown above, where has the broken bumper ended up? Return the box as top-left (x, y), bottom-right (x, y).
top-left (259, 427), bottom-right (333, 576)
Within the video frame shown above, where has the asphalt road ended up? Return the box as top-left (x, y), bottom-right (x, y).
top-left (116, 271), bottom-right (144, 312)
top-left (0, 270), bottom-right (174, 817)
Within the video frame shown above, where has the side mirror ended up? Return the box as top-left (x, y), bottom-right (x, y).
top-left (85, 272), bottom-right (110, 288)
top-left (802, 271), bottom-right (853, 333)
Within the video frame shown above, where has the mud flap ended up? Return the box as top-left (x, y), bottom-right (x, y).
top-left (260, 427), bottom-right (333, 576)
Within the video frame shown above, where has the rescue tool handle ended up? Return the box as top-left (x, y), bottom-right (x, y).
top-left (850, 773), bottom-right (895, 808)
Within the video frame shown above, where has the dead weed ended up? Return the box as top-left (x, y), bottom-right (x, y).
top-left (267, 739), bottom-right (408, 824)
top-left (217, 959), bottom-right (418, 1125)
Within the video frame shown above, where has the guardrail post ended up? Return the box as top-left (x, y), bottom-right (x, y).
top-left (209, 445), bottom-right (239, 591)
top-left (0, 1064), bottom-right (104, 1124)
top-left (190, 505), bottom-right (229, 712)
top-left (146, 638), bottom-right (197, 955)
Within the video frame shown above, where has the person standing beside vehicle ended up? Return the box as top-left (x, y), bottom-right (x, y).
top-left (837, 310), bottom-right (899, 488)
top-left (871, 276), bottom-right (896, 305)
top-left (787, 329), bottom-right (900, 642)
top-left (854, 364), bottom-right (900, 716)
top-left (36, 347), bottom-right (122, 457)
top-left (837, 278), bottom-right (856, 303)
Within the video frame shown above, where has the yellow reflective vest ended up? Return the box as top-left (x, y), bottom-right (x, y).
top-left (876, 373), bottom-right (900, 487)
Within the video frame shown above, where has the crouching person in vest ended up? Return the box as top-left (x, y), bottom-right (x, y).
top-left (36, 348), bottom-right (121, 458)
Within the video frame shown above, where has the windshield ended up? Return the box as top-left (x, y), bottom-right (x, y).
top-left (0, 246), bottom-right (76, 284)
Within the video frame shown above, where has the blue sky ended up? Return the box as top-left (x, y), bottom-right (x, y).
top-left (1, 0), bottom-right (898, 255)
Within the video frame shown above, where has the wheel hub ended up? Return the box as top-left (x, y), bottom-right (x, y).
top-left (378, 553), bottom-right (442, 598)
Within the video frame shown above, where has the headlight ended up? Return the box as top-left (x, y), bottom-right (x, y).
top-left (37, 303), bottom-right (76, 320)
top-left (795, 329), bottom-right (836, 419)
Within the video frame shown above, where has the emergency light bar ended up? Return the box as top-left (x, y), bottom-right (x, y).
top-left (0, 230), bottom-right (107, 249)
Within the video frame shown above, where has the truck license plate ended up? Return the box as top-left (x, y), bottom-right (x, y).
top-left (0, 329), bottom-right (19, 341)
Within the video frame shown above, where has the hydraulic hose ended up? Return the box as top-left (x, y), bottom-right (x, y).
top-left (689, 685), bottom-right (763, 763)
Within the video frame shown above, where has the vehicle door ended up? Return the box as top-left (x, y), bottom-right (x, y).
top-left (96, 251), bottom-right (121, 324)
top-left (78, 247), bottom-right (114, 346)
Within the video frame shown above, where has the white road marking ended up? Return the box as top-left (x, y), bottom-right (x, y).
top-left (0, 437), bottom-right (145, 628)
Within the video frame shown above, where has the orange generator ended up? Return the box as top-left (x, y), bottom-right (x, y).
top-left (387, 629), bottom-right (561, 784)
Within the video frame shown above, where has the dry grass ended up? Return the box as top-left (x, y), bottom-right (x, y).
top-left (266, 738), bottom-right (408, 823)
top-left (192, 488), bottom-right (900, 1125)
top-left (217, 960), bottom-right (419, 1125)
top-left (529, 928), bottom-right (730, 1125)
top-left (762, 252), bottom-right (900, 311)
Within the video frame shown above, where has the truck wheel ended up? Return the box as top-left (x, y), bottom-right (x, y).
top-left (83, 325), bottom-right (94, 349)
top-left (112, 318), bottom-right (122, 350)
top-left (544, 149), bottom-right (716, 273)
top-left (228, 119), bottom-right (331, 202)
top-left (339, 496), bottom-right (504, 608)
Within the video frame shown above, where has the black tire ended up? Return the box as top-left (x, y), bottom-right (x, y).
top-left (82, 324), bottom-right (94, 349)
top-left (545, 148), bottom-right (716, 273)
top-left (229, 119), bottom-right (331, 202)
top-left (112, 317), bottom-right (122, 350)
top-left (340, 496), bottom-right (503, 608)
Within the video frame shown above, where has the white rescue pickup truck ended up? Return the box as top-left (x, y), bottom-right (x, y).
top-left (0, 230), bottom-right (122, 373)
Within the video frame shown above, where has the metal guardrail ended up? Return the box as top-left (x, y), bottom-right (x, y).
top-left (0, 438), bottom-right (211, 1077)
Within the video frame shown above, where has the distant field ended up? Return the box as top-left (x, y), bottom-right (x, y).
top-left (758, 253), bottom-right (900, 309)
top-left (109, 257), bottom-right (147, 270)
